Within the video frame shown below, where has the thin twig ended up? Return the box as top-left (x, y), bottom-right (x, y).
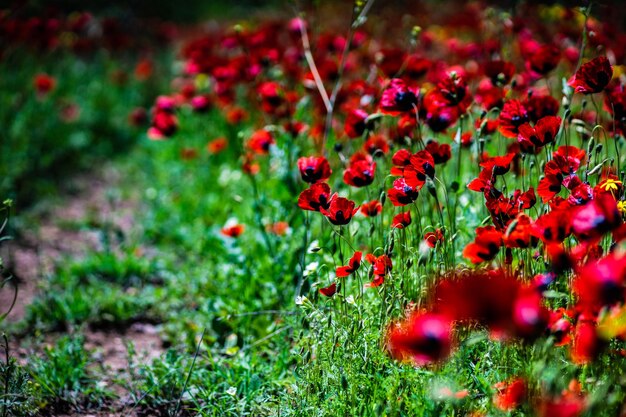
top-left (297, 14), bottom-right (331, 112)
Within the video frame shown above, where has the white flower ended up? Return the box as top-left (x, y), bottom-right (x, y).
top-left (304, 261), bottom-right (319, 277)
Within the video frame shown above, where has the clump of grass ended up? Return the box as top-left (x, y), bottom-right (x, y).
top-left (22, 250), bottom-right (163, 332)
top-left (29, 335), bottom-right (109, 414)
top-left (0, 340), bottom-right (40, 417)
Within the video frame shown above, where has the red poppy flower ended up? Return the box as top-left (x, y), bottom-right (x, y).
top-left (148, 111), bottom-right (178, 139)
top-left (320, 196), bottom-right (358, 225)
top-left (155, 95), bottom-right (177, 113)
top-left (190, 95), bottom-right (212, 113)
top-left (432, 270), bottom-right (529, 338)
top-left (297, 156), bottom-right (332, 183)
top-left (248, 129), bottom-right (274, 155)
top-left (395, 114), bottom-right (418, 139)
top-left (537, 394), bottom-right (586, 417)
top-left (404, 151), bottom-right (435, 189)
top-left (594, 175), bottom-right (623, 199)
top-left (517, 116), bottom-right (561, 152)
top-left (537, 168), bottom-right (565, 203)
top-left (222, 223), bottom-right (245, 238)
top-left (336, 251), bottom-right (363, 277)
top-left (498, 100), bottom-right (529, 138)
top-left (365, 254), bottom-right (392, 287)
top-left (226, 106), bottom-right (249, 124)
top-left (504, 213), bottom-right (536, 248)
top-left (493, 378), bottom-right (526, 411)
top-left (475, 117), bottom-right (499, 136)
top-left (344, 154), bottom-right (376, 187)
top-left (344, 108), bottom-right (370, 138)
top-left (483, 60), bottom-right (516, 86)
top-left (571, 194), bottom-right (622, 241)
top-left (363, 134), bottom-right (390, 156)
top-left (207, 137), bottom-right (228, 154)
top-left (468, 168), bottom-right (495, 194)
top-left (475, 79), bottom-right (506, 110)
top-left (517, 187), bottom-right (537, 209)
top-left (391, 211), bottom-right (411, 229)
top-left (554, 146), bottom-right (586, 170)
top-left (574, 253), bottom-right (626, 309)
top-left (360, 200), bottom-right (383, 217)
top-left (571, 316), bottom-right (603, 364)
top-left (283, 120), bottom-right (308, 138)
top-left (34, 73), bottom-right (56, 96)
top-left (387, 178), bottom-right (420, 206)
top-left (423, 98), bottom-right (461, 132)
top-left (257, 81), bottom-right (286, 115)
top-left (180, 148), bottom-right (198, 161)
top-left (386, 312), bottom-right (452, 366)
top-left (462, 226), bottom-right (503, 264)
top-left (480, 152), bottom-right (516, 176)
top-left (548, 309), bottom-right (573, 346)
top-left (568, 56), bottom-right (613, 94)
top-left (424, 229), bottom-right (444, 248)
top-left (425, 140), bottom-right (452, 164)
top-left (402, 54), bottom-right (430, 80)
top-left (129, 108), bottom-right (148, 128)
top-left (390, 149), bottom-right (413, 176)
top-left (485, 191), bottom-right (531, 231)
top-left (242, 153), bottom-right (260, 175)
top-left (298, 182), bottom-right (334, 212)
top-left (532, 210), bottom-right (572, 243)
top-left (319, 282), bottom-right (337, 297)
top-left (512, 290), bottom-right (549, 339)
top-left (433, 72), bottom-right (472, 112)
top-left (380, 78), bottom-right (420, 115)
top-left (566, 182), bottom-right (593, 206)
top-left (528, 44), bottom-right (561, 75)
top-left (266, 221), bottom-right (289, 236)
top-left (537, 146), bottom-right (586, 202)
top-left (523, 94), bottom-right (560, 123)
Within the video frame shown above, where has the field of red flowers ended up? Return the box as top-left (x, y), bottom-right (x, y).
top-left (3, 1), bottom-right (626, 416)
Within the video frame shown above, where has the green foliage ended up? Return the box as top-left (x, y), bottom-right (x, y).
top-left (22, 250), bottom-right (163, 332)
top-left (29, 335), bottom-right (108, 413)
top-left (0, 50), bottom-right (170, 208)
top-left (0, 355), bottom-right (40, 417)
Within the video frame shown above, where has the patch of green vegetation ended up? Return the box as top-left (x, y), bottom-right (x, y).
top-left (0, 355), bottom-right (40, 417)
top-left (29, 335), bottom-right (110, 414)
top-left (22, 251), bottom-right (163, 332)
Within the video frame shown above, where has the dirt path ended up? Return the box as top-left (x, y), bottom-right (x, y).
top-left (0, 164), bottom-right (166, 416)
top-left (1, 166), bottom-right (136, 322)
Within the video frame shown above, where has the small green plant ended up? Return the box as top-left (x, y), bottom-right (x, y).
top-left (29, 335), bottom-right (108, 414)
top-left (0, 338), bottom-right (40, 417)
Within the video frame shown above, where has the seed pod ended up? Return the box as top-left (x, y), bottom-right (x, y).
top-left (426, 178), bottom-right (437, 198)
top-left (387, 237), bottom-right (395, 255)
top-left (587, 137), bottom-right (595, 155)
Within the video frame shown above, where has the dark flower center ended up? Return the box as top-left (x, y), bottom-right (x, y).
top-left (395, 90), bottom-right (417, 110)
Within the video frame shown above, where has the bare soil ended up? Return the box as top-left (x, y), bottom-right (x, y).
top-left (0, 165), bottom-right (166, 417)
